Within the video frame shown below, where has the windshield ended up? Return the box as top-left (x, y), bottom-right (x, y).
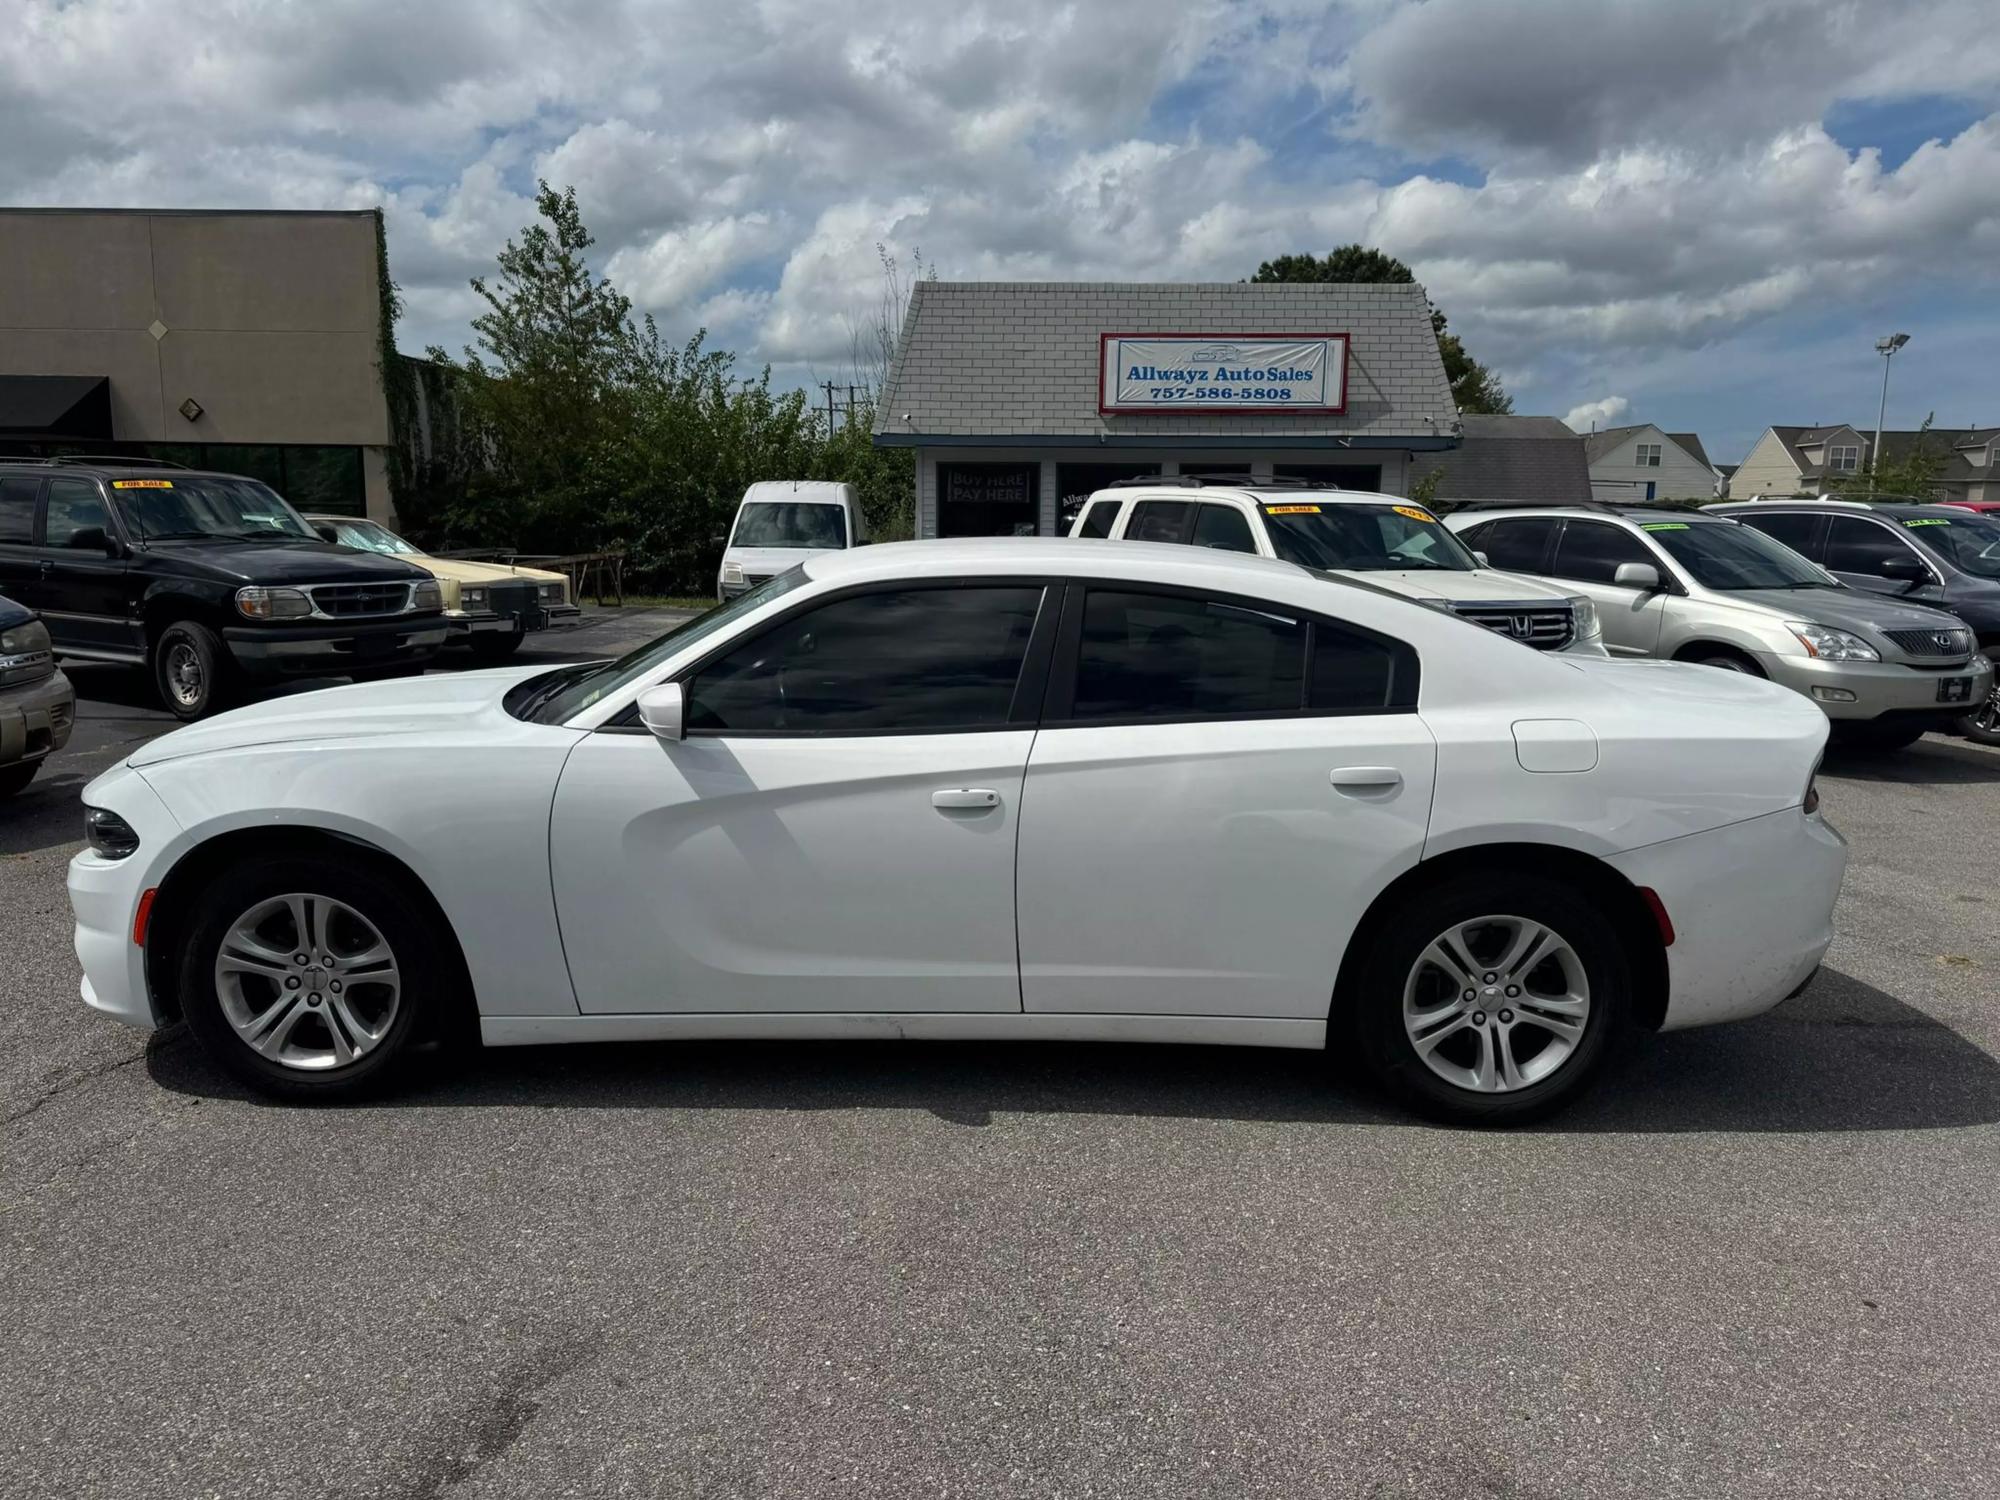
top-left (518, 568), bottom-right (812, 724)
top-left (317, 517), bottom-right (423, 556)
top-left (112, 476), bottom-right (316, 541)
top-left (1901, 515), bottom-right (2000, 578)
top-left (1640, 519), bottom-right (1834, 590)
top-left (732, 502), bottom-right (847, 550)
top-left (1260, 501), bottom-right (1478, 572)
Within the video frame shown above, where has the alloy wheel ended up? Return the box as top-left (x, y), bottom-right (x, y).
top-left (165, 642), bottom-right (204, 709)
top-left (1975, 685), bottom-right (2000, 736)
top-left (1402, 915), bottom-right (1591, 1093)
top-left (213, 893), bottom-right (402, 1071)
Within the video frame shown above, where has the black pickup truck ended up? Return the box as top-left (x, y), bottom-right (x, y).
top-left (0, 458), bottom-right (447, 720)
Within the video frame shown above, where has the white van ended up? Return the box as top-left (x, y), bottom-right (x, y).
top-left (717, 481), bottom-right (867, 600)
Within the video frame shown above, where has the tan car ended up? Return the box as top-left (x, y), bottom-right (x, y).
top-left (306, 516), bottom-right (580, 661)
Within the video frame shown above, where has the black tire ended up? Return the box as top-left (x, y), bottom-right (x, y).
top-left (0, 762), bottom-right (38, 798)
top-left (469, 629), bottom-right (525, 662)
top-left (1687, 649), bottom-right (1764, 677)
top-left (1958, 686), bottom-right (2000, 746)
top-left (151, 619), bottom-right (233, 721)
top-left (1350, 871), bottom-right (1634, 1126)
top-left (176, 852), bottom-right (463, 1102)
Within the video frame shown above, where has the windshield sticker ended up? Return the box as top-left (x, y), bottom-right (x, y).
top-left (1392, 505), bottom-right (1436, 522)
top-left (1903, 517), bottom-right (1950, 527)
top-left (1264, 504), bottom-right (1322, 515)
top-left (111, 479), bottom-right (173, 489)
top-left (1641, 522), bottom-right (1690, 530)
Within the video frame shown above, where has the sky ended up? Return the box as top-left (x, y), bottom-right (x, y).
top-left (6, 0), bottom-right (1999, 463)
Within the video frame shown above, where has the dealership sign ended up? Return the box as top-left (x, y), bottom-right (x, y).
top-left (1099, 334), bottom-right (1348, 413)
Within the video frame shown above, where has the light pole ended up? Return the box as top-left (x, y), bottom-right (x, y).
top-left (1873, 333), bottom-right (1910, 488)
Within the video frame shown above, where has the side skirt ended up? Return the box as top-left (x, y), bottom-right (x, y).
top-left (481, 1012), bottom-right (1327, 1050)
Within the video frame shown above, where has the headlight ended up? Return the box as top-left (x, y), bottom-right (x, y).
top-left (721, 562), bottom-right (745, 585)
top-left (83, 805), bottom-right (141, 860)
top-left (410, 579), bottom-right (443, 612)
top-left (537, 581), bottom-right (567, 604)
top-left (234, 586), bottom-right (312, 620)
top-left (0, 618), bottom-right (53, 682)
top-left (460, 586), bottom-right (488, 611)
top-left (1566, 595), bottom-right (1601, 641)
top-left (1786, 621), bottom-right (1880, 662)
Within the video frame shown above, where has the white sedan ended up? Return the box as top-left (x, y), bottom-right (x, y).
top-left (69, 539), bottom-right (1847, 1125)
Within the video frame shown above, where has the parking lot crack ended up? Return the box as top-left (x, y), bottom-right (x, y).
top-left (2, 1037), bottom-right (179, 1128)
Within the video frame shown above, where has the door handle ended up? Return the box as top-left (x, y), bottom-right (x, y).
top-left (1329, 766), bottom-right (1403, 792)
top-left (932, 788), bottom-right (1001, 810)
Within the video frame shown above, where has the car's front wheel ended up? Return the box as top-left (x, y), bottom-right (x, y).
top-left (177, 853), bottom-right (460, 1101)
top-left (1958, 685), bottom-right (2000, 747)
top-left (151, 620), bottom-right (232, 721)
top-left (1353, 873), bottom-right (1632, 1125)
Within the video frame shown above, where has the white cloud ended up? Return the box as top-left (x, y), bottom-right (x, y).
top-left (1564, 397), bottom-right (1630, 433)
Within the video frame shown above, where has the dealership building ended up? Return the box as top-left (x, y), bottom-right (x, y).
top-left (0, 208), bottom-right (396, 518)
top-left (874, 281), bottom-right (1464, 536)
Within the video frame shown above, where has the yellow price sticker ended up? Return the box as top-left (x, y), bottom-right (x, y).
top-left (1392, 505), bottom-right (1436, 522)
top-left (1264, 504), bottom-right (1322, 515)
top-left (111, 478), bottom-right (174, 489)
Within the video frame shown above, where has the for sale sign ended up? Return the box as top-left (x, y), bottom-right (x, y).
top-left (1100, 334), bottom-right (1348, 413)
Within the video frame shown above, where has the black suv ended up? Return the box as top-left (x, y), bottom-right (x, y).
top-left (0, 458), bottom-right (447, 720)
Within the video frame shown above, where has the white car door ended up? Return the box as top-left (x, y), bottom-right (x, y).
top-left (549, 581), bottom-right (1053, 1014)
top-left (1016, 582), bottom-right (1437, 1020)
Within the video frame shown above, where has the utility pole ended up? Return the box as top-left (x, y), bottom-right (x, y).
top-left (1873, 333), bottom-right (1910, 488)
top-left (820, 380), bottom-right (841, 434)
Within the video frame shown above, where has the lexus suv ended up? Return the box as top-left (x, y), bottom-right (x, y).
top-left (1072, 478), bottom-right (1605, 653)
top-left (0, 458), bottom-right (446, 720)
top-left (1447, 503), bottom-right (1991, 749)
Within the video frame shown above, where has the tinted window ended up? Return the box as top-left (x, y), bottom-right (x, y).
top-left (1128, 501), bottom-right (1193, 544)
top-left (1550, 521), bottom-right (1658, 584)
top-left (1899, 514), bottom-right (2000, 579)
top-left (0, 477), bottom-right (38, 544)
top-left (687, 586), bottom-right (1042, 733)
top-left (1310, 621), bottom-right (1403, 712)
top-left (1190, 504), bottom-right (1257, 553)
top-left (1640, 520), bottom-right (1829, 590)
top-left (1076, 500), bottom-right (1120, 539)
top-left (1824, 516), bottom-right (1921, 577)
top-left (43, 479), bottom-right (112, 548)
top-left (1468, 517), bottom-right (1556, 572)
top-left (1734, 510), bottom-right (1820, 556)
top-left (1072, 590), bottom-right (1304, 721)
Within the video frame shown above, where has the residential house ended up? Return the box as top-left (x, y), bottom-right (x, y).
top-left (1407, 414), bottom-right (1593, 503)
top-left (1732, 424), bottom-right (2000, 504)
top-left (1582, 424), bottom-right (1718, 502)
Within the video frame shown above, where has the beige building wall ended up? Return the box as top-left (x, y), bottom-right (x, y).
top-left (0, 208), bottom-right (394, 518)
top-left (1730, 430), bottom-right (1807, 498)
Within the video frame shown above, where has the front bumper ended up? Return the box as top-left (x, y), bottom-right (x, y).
top-left (222, 617), bottom-right (449, 678)
top-left (0, 668), bottom-right (75, 767)
top-left (69, 766), bottom-right (183, 1031)
top-left (1755, 650), bottom-right (1994, 724)
top-left (1608, 805), bottom-right (1848, 1031)
top-left (445, 602), bottom-right (582, 639)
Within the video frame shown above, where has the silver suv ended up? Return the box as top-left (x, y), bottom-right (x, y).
top-left (1446, 504), bottom-right (1994, 749)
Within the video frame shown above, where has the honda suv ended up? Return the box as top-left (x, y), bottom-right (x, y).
top-left (1447, 503), bottom-right (1992, 749)
top-left (0, 458), bottom-right (446, 720)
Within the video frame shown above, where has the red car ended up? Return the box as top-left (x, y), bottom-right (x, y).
top-left (1941, 500), bottom-right (2000, 514)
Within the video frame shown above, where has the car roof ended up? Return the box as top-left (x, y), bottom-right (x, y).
top-left (1709, 498), bottom-right (1973, 518)
top-left (742, 480), bottom-right (850, 504)
top-left (0, 457), bottom-right (256, 483)
top-left (1451, 504), bottom-right (1734, 526)
top-left (1101, 484), bottom-right (1414, 507)
top-left (801, 535), bottom-right (1310, 589)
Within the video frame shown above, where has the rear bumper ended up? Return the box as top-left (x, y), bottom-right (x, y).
top-left (1755, 650), bottom-right (1993, 724)
top-left (0, 669), bottom-right (75, 766)
top-left (1608, 806), bottom-right (1848, 1031)
top-left (223, 617), bottom-right (449, 678)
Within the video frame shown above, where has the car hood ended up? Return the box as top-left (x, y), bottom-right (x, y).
top-left (411, 556), bottom-right (567, 586)
top-left (723, 546), bottom-right (834, 575)
top-left (142, 538), bottom-right (431, 586)
top-left (1717, 585), bottom-right (1963, 635)
top-left (1348, 567), bottom-right (1574, 604)
top-left (125, 664), bottom-right (551, 767)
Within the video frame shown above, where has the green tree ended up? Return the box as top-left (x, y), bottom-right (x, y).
top-left (1857, 413), bottom-right (1947, 499)
top-left (1249, 246), bottom-right (1512, 415)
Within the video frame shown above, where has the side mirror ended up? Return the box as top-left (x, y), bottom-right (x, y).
top-left (68, 526), bottom-right (114, 554)
top-left (1614, 561), bottom-right (1662, 590)
top-left (636, 682), bottom-right (686, 742)
top-left (1472, 550), bottom-right (1491, 567)
top-left (1879, 555), bottom-right (1929, 586)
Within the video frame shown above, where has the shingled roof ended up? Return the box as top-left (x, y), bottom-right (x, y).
top-left (874, 281), bottom-right (1457, 445)
top-left (1409, 414), bottom-right (1592, 502)
top-left (1764, 424), bottom-right (2000, 482)
top-left (1580, 423), bottom-right (1714, 472)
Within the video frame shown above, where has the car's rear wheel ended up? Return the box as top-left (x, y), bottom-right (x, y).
top-left (152, 620), bottom-right (232, 721)
top-left (1352, 873), bottom-right (1632, 1126)
top-left (0, 762), bottom-right (38, 798)
top-left (177, 853), bottom-right (460, 1101)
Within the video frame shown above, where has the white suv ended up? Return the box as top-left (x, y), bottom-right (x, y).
top-left (1071, 478), bottom-right (1604, 654)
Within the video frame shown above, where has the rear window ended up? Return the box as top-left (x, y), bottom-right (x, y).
top-left (0, 476), bottom-right (37, 544)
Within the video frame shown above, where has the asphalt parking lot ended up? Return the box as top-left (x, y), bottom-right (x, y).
top-left (4, 623), bottom-right (1998, 1499)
